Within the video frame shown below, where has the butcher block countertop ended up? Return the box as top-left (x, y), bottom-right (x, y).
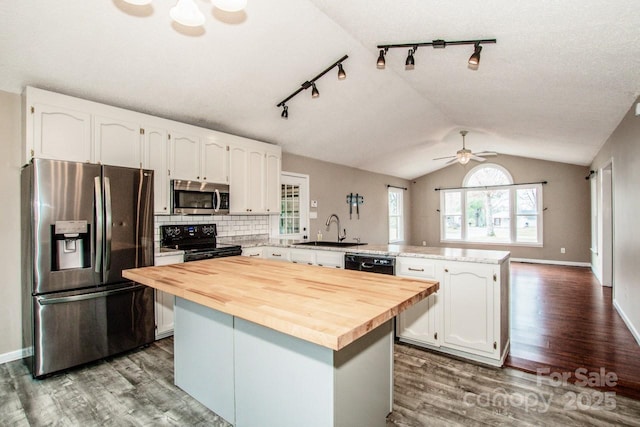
top-left (123, 256), bottom-right (438, 351)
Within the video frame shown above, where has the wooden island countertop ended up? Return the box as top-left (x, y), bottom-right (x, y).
top-left (123, 256), bottom-right (438, 351)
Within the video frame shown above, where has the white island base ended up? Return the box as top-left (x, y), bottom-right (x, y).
top-left (174, 297), bottom-right (394, 427)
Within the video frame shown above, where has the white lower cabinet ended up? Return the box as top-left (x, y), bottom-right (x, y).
top-left (395, 257), bottom-right (441, 347)
top-left (265, 247), bottom-right (290, 261)
top-left (315, 251), bottom-right (344, 269)
top-left (290, 249), bottom-right (315, 265)
top-left (241, 247), bottom-right (264, 258)
top-left (396, 257), bottom-right (510, 367)
top-left (243, 246), bottom-right (344, 269)
top-left (154, 252), bottom-right (184, 339)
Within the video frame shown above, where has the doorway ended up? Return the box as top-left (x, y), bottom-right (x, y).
top-left (270, 172), bottom-right (309, 240)
top-left (601, 162), bottom-right (613, 288)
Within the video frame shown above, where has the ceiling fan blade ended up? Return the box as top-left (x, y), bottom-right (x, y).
top-left (446, 158), bottom-right (459, 165)
top-left (473, 151), bottom-right (498, 157)
top-left (470, 155), bottom-right (487, 162)
top-left (433, 155), bottom-right (456, 161)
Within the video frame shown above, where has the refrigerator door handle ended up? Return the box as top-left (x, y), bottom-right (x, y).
top-left (37, 284), bottom-right (147, 305)
top-left (104, 176), bottom-right (113, 277)
top-left (214, 188), bottom-right (221, 212)
top-left (94, 176), bottom-right (103, 274)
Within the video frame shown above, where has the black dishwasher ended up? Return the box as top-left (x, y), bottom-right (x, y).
top-left (344, 253), bottom-right (395, 275)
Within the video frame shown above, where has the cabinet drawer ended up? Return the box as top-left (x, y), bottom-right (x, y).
top-left (315, 251), bottom-right (344, 269)
top-left (242, 248), bottom-right (264, 258)
top-left (290, 249), bottom-right (315, 265)
top-left (265, 247), bottom-right (290, 261)
top-left (396, 257), bottom-right (438, 279)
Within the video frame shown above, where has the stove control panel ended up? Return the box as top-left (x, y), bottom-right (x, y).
top-left (160, 224), bottom-right (217, 246)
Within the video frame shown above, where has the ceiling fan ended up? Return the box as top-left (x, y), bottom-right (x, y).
top-left (433, 130), bottom-right (498, 165)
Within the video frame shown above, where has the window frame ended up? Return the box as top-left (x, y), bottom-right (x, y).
top-left (440, 164), bottom-right (543, 247)
top-left (388, 187), bottom-right (404, 243)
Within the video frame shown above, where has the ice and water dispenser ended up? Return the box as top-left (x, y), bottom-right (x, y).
top-left (52, 220), bottom-right (90, 270)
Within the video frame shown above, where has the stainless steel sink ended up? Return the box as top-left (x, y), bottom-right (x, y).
top-left (293, 241), bottom-right (366, 248)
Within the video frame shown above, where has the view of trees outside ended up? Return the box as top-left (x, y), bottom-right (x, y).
top-left (388, 188), bottom-right (403, 242)
top-left (516, 187), bottom-right (538, 242)
top-left (279, 184), bottom-right (300, 235)
top-left (444, 191), bottom-right (462, 240)
top-left (465, 166), bottom-right (511, 242)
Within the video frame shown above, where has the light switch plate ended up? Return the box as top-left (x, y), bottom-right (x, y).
top-left (309, 211), bottom-right (318, 219)
top-left (310, 200), bottom-right (318, 208)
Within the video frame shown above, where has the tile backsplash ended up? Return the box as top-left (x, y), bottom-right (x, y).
top-left (154, 214), bottom-right (270, 249)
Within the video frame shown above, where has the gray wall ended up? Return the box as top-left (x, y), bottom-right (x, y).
top-left (282, 153), bottom-right (411, 245)
top-left (410, 154), bottom-right (591, 262)
top-left (591, 97), bottom-right (640, 342)
top-left (0, 90), bottom-right (23, 356)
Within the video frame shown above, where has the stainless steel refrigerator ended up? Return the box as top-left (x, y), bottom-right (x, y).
top-left (21, 158), bottom-right (155, 378)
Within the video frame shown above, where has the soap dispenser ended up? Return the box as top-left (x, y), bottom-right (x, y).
top-left (317, 230), bottom-right (323, 241)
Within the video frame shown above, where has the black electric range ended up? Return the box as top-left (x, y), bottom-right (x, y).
top-left (160, 224), bottom-right (242, 262)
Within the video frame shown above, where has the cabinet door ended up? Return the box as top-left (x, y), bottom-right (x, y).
top-left (201, 137), bottom-right (229, 183)
top-left (30, 103), bottom-right (92, 163)
top-left (441, 262), bottom-right (497, 356)
top-left (247, 148), bottom-right (265, 213)
top-left (242, 247), bottom-right (264, 258)
top-left (264, 150), bottom-right (281, 214)
top-left (229, 144), bottom-right (248, 213)
top-left (170, 131), bottom-right (201, 181)
top-left (315, 250), bottom-right (344, 269)
top-left (395, 258), bottom-right (441, 346)
top-left (154, 253), bottom-right (183, 339)
top-left (94, 116), bottom-right (142, 168)
top-left (290, 249), bottom-right (315, 265)
top-left (144, 127), bottom-right (170, 214)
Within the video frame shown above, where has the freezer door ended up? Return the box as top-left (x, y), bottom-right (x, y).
top-left (101, 166), bottom-right (154, 284)
top-left (31, 284), bottom-right (154, 378)
top-left (29, 159), bottom-right (101, 294)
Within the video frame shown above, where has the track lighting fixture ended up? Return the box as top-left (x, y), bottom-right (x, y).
top-left (468, 42), bottom-right (482, 66)
top-left (376, 38), bottom-right (496, 70)
top-left (405, 48), bottom-right (416, 70)
top-left (377, 49), bottom-right (387, 69)
top-left (276, 54), bottom-right (348, 119)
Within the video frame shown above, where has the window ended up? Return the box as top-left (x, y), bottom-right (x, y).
top-left (388, 187), bottom-right (404, 243)
top-left (280, 183), bottom-right (300, 235)
top-left (440, 164), bottom-right (543, 246)
top-left (275, 172), bottom-right (309, 240)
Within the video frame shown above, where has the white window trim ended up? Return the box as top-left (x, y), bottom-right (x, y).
top-left (388, 187), bottom-right (404, 243)
top-left (440, 164), bottom-right (543, 247)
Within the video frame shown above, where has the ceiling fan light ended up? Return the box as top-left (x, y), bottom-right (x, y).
top-left (405, 49), bottom-right (415, 70)
top-left (170, 0), bottom-right (205, 27)
top-left (211, 0), bottom-right (247, 12)
top-left (122, 0), bottom-right (153, 5)
top-left (377, 49), bottom-right (386, 69)
top-left (337, 63), bottom-right (346, 80)
top-left (468, 43), bottom-right (482, 66)
top-left (458, 152), bottom-right (471, 165)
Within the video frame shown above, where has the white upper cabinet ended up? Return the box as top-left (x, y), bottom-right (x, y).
top-left (170, 131), bottom-right (201, 181)
top-left (143, 126), bottom-right (170, 214)
top-left (201, 136), bottom-right (229, 183)
top-left (26, 87), bottom-right (92, 164)
top-left (93, 115), bottom-right (142, 168)
top-left (229, 138), bottom-right (281, 215)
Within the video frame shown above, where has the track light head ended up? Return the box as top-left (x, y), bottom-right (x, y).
top-left (468, 43), bottom-right (482, 66)
top-left (311, 83), bottom-right (319, 98)
top-left (337, 63), bottom-right (346, 80)
top-left (405, 48), bottom-right (415, 70)
top-left (281, 105), bottom-right (288, 119)
top-left (377, 49), bottom-right (386, 69)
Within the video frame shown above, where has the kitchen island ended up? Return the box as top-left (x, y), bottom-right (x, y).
top-left (123, 256), bottom-right (438, 427)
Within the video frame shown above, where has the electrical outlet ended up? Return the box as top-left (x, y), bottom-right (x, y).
top-left (422, 241), bottom-right (427, 246)
top-left (561, 247), bottom-right (566, 254)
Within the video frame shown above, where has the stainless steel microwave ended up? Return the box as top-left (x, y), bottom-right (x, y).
top-left (171, 180), bottom-right (230, 215)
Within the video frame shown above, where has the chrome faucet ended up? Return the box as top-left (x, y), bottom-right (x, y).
top-left (325, 214), bottom-right (347, 242)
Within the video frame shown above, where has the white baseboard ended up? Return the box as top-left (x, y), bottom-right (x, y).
top-left (613, 299), bottom-right (640, 347)
top-left (511, 258), bottom-right (591, 267)
top-left (0, 346), bottom-right (32, 365)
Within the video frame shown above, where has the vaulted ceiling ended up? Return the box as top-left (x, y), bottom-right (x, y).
top-left (1, 1), bottom-right (639, 179)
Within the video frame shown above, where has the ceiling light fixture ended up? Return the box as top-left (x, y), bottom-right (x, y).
top-left (377, 48), bottom-right (387, 69)
top-left (276, 54), bottom-right (348, 119)
top-left (405, 48), bottom-right (416, 71)
top-left (376, 38), bottom-right (496, 70)
top-left (122, 0), bottom-right (247, 27)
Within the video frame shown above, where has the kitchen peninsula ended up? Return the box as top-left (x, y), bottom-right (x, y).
top-left (123, 256), bottom-right (438, 427)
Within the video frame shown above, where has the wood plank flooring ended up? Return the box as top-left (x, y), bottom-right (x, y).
top-left (506, 262), bottom-right (640, 401)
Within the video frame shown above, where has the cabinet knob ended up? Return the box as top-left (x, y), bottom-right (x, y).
top-left (434, 332), bottom-right (438, 340)
top-left (163, 207), bottom-right (167, 210)
top-left (493, 341), bottom-right (497, 350)
top-left (197, 176), bottom-right (200, 180)
top-left (444, 268), bottom-right (449, 273)
top-left (203, 177), bottom-right (207, 180)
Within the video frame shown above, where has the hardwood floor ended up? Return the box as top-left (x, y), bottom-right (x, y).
top-left (506, 262), bottom-right (640, 401)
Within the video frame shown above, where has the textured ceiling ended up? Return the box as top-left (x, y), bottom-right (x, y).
top-left (1, 1), bottom-right (639, 179)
